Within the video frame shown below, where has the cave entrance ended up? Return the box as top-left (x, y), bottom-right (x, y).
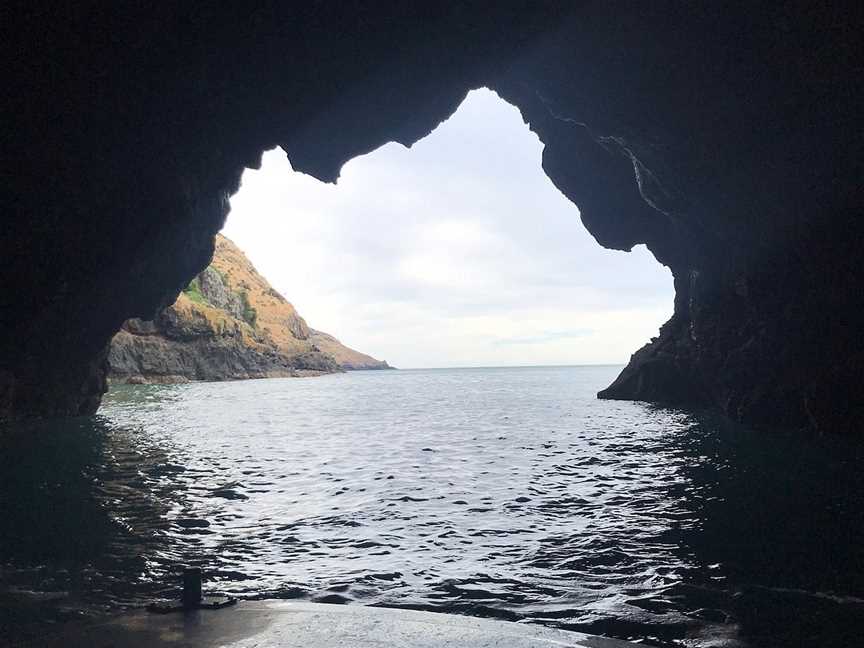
top-left (221, 89), bottom-right (672, 370)
top-left (86, 90), bottom-right (679, 627)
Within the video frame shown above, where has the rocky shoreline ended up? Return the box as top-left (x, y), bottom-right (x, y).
top-left (109, 369), bottom-right (332, 385)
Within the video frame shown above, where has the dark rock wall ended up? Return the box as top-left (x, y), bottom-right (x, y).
top-left (2, 3), bottom-right (862, 432)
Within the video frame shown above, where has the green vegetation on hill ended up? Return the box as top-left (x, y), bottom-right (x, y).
top-left (239, 290), bottom-right (257, 328)
top-left (183, 277), bottom-right (207, 305)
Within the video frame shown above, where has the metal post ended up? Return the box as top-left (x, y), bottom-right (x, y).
top-left (182, 567), bottom-right (203, 608)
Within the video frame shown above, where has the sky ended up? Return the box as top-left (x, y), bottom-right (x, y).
top-left (223, 89), bottom-right (672, 368)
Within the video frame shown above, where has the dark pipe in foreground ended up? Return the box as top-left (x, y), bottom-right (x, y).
top-left (147, 568), bottom-right (236, 613)
top-left (182, 568), bottom-right (203, 609)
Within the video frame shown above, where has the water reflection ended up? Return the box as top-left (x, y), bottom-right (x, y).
top-left (1, 368), bottom-right (863, 647)
top-left (668, 412), bottom-right (864, 647)
top-left (0, 412), bottom-right (187, 641)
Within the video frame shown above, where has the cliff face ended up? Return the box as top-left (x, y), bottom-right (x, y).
top-left (108, 235), bottom-right (388, 383)
top-left (2, 5), bottom-right (862, 432)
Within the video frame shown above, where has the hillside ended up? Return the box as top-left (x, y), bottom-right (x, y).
top-left (108, 235), bottom-right (390, 383)
top-left (309, 329), bottom-right (390, 370)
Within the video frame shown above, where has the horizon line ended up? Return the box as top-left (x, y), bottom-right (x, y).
top-left (370, 362), bottom-right (624, 371)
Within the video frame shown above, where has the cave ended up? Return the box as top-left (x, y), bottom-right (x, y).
top-left (2, 3), bottom-right (862, 434)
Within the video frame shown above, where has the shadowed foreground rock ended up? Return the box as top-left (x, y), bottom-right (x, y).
top-left (2, 4), bottom-right (862, 432)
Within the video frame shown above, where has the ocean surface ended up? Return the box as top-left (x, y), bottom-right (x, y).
top-left (2, 365), bottom-right (864, 646)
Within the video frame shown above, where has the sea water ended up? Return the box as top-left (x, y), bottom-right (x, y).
top-left (2, 366), bottom-right (863, 646)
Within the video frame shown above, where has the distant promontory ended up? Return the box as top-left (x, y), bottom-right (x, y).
top-left (108, 234), bottom-right (390, 383)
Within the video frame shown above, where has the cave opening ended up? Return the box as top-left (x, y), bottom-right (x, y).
top-left (217, 88), bottom-right (673, 372)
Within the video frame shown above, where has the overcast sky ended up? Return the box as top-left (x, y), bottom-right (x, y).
top-left (223, 89), bottom-right (672, 368)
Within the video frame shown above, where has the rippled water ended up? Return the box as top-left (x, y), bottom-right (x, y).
top-left (2, 366), bottom-right (864, 646)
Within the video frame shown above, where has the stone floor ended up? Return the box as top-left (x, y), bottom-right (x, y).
top-left (32, 601), bottom-right (640, 647)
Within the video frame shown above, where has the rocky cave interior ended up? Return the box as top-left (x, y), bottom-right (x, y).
top-left (2, 3), bottom-right (862, 433)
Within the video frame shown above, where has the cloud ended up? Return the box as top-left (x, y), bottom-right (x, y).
top-left (223, 88), bottom-right (673, 367)
top-left (492, 330), bottom-right (595, 346)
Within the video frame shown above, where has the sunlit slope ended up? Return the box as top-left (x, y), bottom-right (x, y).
top-left (309, 329), bottom-right (390, 370)
top-left (211, 235), bottom-right (390, 369)
top-left (108, 235), bottom-right (388, 383)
